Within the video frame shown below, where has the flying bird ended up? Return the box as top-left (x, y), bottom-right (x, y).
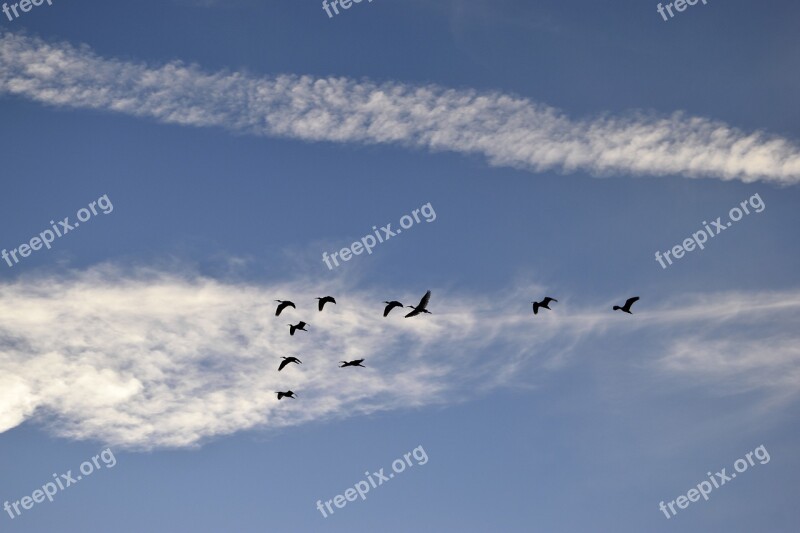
top-left (276, 391), bottom-right (297, 400)
top-left (532, 297), bottom-right (558, 315)
top-left (382, 300), bottom-right (404, 317)
top-left (278, 356), bottom-right (302, 371)
top-left (405, 290), bottom-right (432, 318)
top-left (613, 296), bottom-right (640, 314)
top-left (316, 296), bottom-right (336, 311)
top-left (275, 300), bottom-right (296, 316)
top-left (340, 359), bottom-right (365, 368)
top-left (288, 321), bottom-right (308, 335)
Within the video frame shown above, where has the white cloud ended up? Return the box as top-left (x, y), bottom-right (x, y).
top-left (1, 266), bottom-right (799, 450)
top-left (1, 32), bottom-right (800, 184)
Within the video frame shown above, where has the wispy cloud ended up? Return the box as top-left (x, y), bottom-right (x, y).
top-left (1, 266), bottom-right (798, 451)
top-left (2, 32), bottom-right (800, 184)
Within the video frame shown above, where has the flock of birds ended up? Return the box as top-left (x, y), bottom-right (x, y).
top-left (274, 291), bottom-right (640, 400)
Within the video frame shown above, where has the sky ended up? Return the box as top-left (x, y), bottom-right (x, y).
top-left (1, 0), bottom-right (799, 531)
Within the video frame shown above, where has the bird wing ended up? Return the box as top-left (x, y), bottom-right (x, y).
top-left (532, 302), bottom-right (540, 314)
top-left (278, 359), bottom-right (289, 371)
top-left (289, 325), bottom-right (296, 336)
top-left (405, 307), bottom-right (420, 318)
top-left (276, 301), bottom-right (295, 316)
top-left (298, 321), bottom-right (307, 328)
top-left (277, 392), bottom-right (284, 399)
top-left (384, 301), bottom-right (402, 316)
top-left (417, 290), bottom-right (431, 309)
top-left (543, 297), bottom-right (557, 305)
top-left (625, 296), bottom-right (640, 308)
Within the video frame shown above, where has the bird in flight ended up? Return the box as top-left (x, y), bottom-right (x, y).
top-left (275, 300), bottom-right (296, 316)
top-left (405, 290), bottom-right (432, 318)
top-left (316, 296), bottom-right (336, 311)
top-left (532, 297), bottom-right (558, 315)
top-left (382, 300), bottom-right (404, 317)
top-left (276, 391), bottom-right (297, 400)
top-left (340, 359), bottom-right (366, 368)
top-left (288, 321), bottom-right (309, 335)
top-left (278, 356), bottom-right (302, 371)
top-left (613, 296), bottom-right (640, 314)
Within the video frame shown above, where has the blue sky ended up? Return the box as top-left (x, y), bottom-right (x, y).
top-left (1, 0), bottom-right (799, 531)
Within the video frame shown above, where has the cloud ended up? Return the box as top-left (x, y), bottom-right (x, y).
top-left (1, 32), bottom-right (800, 184)
top-left (1, 266), bottom-right (799, 451)
top-left (0, 267), bottom-right (559, 450)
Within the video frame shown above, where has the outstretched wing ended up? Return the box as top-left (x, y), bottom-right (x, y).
top-left (276, 301), bottom-right (295, 316)
top-left (625, 296), bottom-right (640, 308)
top-left (416, 290), bottom-right (431, 309)
top-left (532, 302), bottom-right (540, 315)
top-left (543, 297), bottom-right (557, 305)
top-left (405, 307), bottom-right (421, 318)
top-left (278, 359), bottom-right (290, 371)
top-left (384, 301), bottom-right (402, 316)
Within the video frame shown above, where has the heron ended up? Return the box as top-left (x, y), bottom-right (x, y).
top-left (275, 300), bottom-right (296, 316)
top-left (532, 297), bottom-right (558, 315)
top-left (613, 296), bottom-right (640, 314)
top-left (276, 391), bottom-right (297, 400)
top-left (340, 359), bottom-right (365, 368)
top-left (405, 290), bottom-right (432, 318)
top-left (288, 321), bottom-right (308, 335)
top-left (316, 296), bottom-right (336, 311)
top-left (278, 356), bottom-right (302, 371)
top-left (382, 300), bottom-right (404, 317)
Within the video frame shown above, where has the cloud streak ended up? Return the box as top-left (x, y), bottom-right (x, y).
top-left (2, 32), bottom-right (800, 184)
top-left (1, 266), bottom-right (799, 451)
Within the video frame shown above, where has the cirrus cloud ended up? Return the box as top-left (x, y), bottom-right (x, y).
top-left (1, 32), bottom-right (800, 184)
top-left (1, 266), bottom-right (800, 450)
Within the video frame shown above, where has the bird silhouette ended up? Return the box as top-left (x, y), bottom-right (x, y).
top-left (613, 296), bottom-right (640, 314)
top-left (288, 321), bottom-right (308, 335)
top-left (275, 300), bottom-right (296, 316)
top-left (278, 356), bottom-right (302, 371)
top-left (340, 359), bottom-right (365, 368)
top-left (532, 297), bottom-right (558, 315)
top-left (316, 296), bottom-right (336, 311)
top-left (405, 290), bottom-right (432, 318)
top-left (276, 391), bottom-right (297, 400)
top-left (382, 300), bottom-right (404, 317)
